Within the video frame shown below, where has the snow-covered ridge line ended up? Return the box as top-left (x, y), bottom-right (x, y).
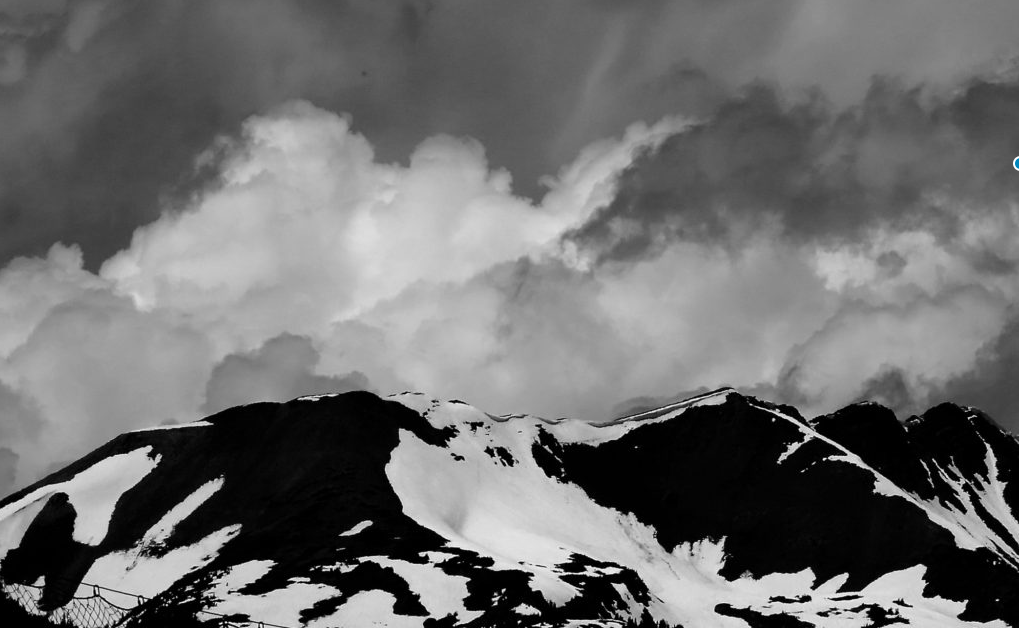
top-left (387, 387), bottom-right (737, 435)
top-left (3, 387), bottom-right (1019, 626)
top-left (129, 421), bottom-right (212, 433)
top-left (748, 397), bottom-right (1019, 569)
top-left (602, 387), bottom-right (737, 426)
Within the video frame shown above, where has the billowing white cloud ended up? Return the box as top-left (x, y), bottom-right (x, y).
top-left (5, 287), bottom-right (212, 481)
top-left (0, 100), bottom-right (1016, 494)
top-left (101, 102), bottom-right (681, 350)
top-left (780, 287), bottom-right (1009, 413)
top-left (0, 243), bottom-right (106, 358)
top-left (0, 102), bottom-right (683, 491)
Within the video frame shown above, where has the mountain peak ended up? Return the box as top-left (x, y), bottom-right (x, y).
top-left (2, 388), bottom-right (1018, 627)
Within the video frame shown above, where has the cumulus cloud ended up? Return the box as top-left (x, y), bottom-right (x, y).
top-left (101, 102), bottom-right (679, 347)
top-left (315, 234), bottom-right (834, 422)
top-left (0, 448), bottom-right (16, 494)
top-left (5, 286), bottom-right (213, 480)
top-left (5, 0), bottom-right (1019, 269)
top-left (567, 79), bottom-right (1019, 263)
top-left (563, 76), bottom-right (1019, 423)
top-left (0, 101), bottom-right (681, 490)
top-left (777, 287), bottom-right (1009, 411)
top-left (0, 380), bottom-right (41, 449)
top-left (2, 14), bottom-right (1019, 489)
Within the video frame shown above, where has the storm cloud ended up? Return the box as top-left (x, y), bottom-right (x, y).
top-left (1, 1), bottom-right (1019, 493)
top-left (203, 334), bottom-right (370, 415)
top-left (568, 78), bottom-right (1019, 261)
top-left (569, 75), bottom-right (1019, 425)
top-left (5, 0), bottom-right (1019, 266)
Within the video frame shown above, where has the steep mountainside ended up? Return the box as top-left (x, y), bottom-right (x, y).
top-left (1, 388), bottom-right (1018, 627)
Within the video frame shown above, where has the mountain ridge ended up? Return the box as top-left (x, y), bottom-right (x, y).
top-left (1, 388), bottom-right (1018, 627)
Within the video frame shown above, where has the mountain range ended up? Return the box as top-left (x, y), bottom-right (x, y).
top-left (1, 387), bottom-right (1018, 627)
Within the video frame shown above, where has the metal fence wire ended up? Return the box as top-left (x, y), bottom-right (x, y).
top-left (1, 580), bottom-right (294, 628)
top-left (4, 582), bottom-right (130, 628)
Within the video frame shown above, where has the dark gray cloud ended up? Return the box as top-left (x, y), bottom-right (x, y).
top-left (2, 0), bottom-right (1019, 488)
top-left (851, 369), bottom-right (915, 418)
top-left (0, 0), bottom-right (728, 268)
top-left (203, 334), bottom-right (370, 414)
top-left (0, 379), bottom-right (42, 444)
top-left (570, 75), bottom-right (1019, 433)
top-left (6, 0), bottom-right (1019, 269)
top-left (937, 314), bottom-right (1019, 429)
top-left (0, 448), bottom-right (16, 495)
top-left (566, 77), bottom-right (1019, 262)
top-left (0, 380), bottom-right (43, 493)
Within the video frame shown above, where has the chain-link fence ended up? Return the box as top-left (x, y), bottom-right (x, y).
top-left (3, 581), bottom-right (131, 627)
top-left (1, 580), bottom-right (295, 628)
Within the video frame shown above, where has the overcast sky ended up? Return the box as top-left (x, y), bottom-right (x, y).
top-left (2, 0), bottom-right (1019, 492)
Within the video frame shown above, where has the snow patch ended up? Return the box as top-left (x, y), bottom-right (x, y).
top-left (141, 478), bottom-right (224, 545)
top-left (0, 446), bottom-right (159, 547)
top-left (976, 445), bottom-right (1019, 552)
top-left (130, 421), bottom-right (212, 433)
top-left (209, 560), bottom-right (340, 627)
top-left (339, 519), bottom-right (372, 537)
top-left (306, 590), bottom-right (421, 628)
top-left (611, 582), bottom-right (642, 621)
top-left (777, 437), bottom-right (807, 464)
top-left (298, 394), bottom-right (341, 402)
top-left (914, 456), bottom-right (1019, 567)
top-left (84, 524), bottom-right (241, 598)
top-left (365, 556), bottom-right (482, 623)
top-left (81, 478), bottom-right (231, 598)
top-left (514, 603), bottom-right (540, 616)
top-left (740, 565), bottom-right (1009, 627)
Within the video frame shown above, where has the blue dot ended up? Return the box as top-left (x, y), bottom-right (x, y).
top-left (1014, 156), bottom-right (1019, 171)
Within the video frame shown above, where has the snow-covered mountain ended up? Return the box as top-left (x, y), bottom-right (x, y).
top-left (1, 388), bottom-right (1019, 627)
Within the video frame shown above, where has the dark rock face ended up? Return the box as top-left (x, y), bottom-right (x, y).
top-left (558, 396), bottom-right (955, 589)
top-left (0, 492), bottom-right (99, 611)
top-left (0, 389), bottom-right (1017, 627)
top-left (812, 402), bottom-right (935, 497)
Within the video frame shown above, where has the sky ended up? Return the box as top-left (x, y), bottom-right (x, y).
top-left (2, 0), bottom-right (1019, 492)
